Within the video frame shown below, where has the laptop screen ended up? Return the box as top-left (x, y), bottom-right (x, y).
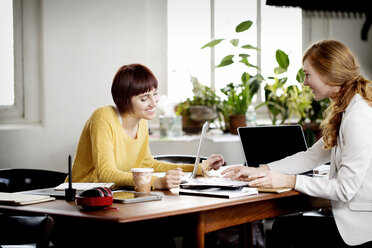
top-left (191, 122), bottom-right (209, 178)
top-left (238, 125), bottom-right (308, 167)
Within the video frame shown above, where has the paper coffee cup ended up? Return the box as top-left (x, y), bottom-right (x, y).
top-left (131, 168), bottom-right (154, 193)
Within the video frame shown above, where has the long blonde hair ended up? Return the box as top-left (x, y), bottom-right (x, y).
top-left (303, 40), bottom-right (372, 150)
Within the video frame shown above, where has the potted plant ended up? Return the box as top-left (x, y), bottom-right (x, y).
top-left (176, 76), bottom-right (221, 133)
top-left (301, 96), bottom-right (330, 146)
top-left (258, 49), bottom-right (309, 125)
top-left (259, 49), bottom-right (330, 146)
top-left (220, 74), bottom-right (261, 134)
top-left (201, 20), bottom-right (262, 134)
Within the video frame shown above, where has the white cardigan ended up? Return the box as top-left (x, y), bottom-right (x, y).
top-left (268, 94), bottom-right (372, 246)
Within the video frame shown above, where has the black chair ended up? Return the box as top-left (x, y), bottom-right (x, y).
top-left (0, 168), bottom-right (67, 248)
top-left (0, 213), bottom-right (54, 248)
top-left (0, 168), bottom-right (67, 192)
top-left (153, 154), bottom-right (208, 164)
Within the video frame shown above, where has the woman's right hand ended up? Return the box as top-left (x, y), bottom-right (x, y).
top-left (221, 165), bottom-right (269, 181)
top-left (153, 168), bottom-right (183, 189)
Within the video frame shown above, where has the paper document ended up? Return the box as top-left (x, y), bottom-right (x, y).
top-left (55, 182), bottom-right (114, 191)
top-left (257, 188), bottom-right (292, 193)
top-left (181, 177), bottom-right (249, 188)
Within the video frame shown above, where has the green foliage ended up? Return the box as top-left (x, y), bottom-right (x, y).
top-left (259, 50), bottom-right (330, 126)
top-left (176, 76), bottom-right (220, 117)
top-left (235, 20), bottom-right (253, 32)
top-left (201, 19), bottom-right (262, 120)
top-left (220, 75), bottom-right (262, 116)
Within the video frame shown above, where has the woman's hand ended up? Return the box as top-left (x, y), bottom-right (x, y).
top-left (221, 165), bottom-right (296, 189)
top-left (153, 168), bottom-right (183, 189)
top-left (203, 154), bottom-right (225, 171)
top-left (247, 170), bottom-right (296, 189)
top-left (221, 165), bottom-right (267, 181)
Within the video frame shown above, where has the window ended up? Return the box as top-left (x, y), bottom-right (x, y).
top-left (167, 0), bottom-right (302, 115)
top-left (0, 0), bottom-right (14, 106)
top-left (0, 0), bottom-right (42, 126)
top-left (167, 0), bottom-right (211, 103)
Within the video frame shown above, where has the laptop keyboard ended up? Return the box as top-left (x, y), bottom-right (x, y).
top-left (153, 172), bottom-right (248, 187)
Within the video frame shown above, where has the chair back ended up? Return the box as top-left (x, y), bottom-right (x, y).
top-left (0, 168), bottom-right (67, 192)
top-left (154, 154), bottom-right (207, 164)
top-left (0, 213), bottom-right (54, 248)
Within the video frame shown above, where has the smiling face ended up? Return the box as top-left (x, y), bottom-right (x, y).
top-left (303, 58), bottom-right (339, 101)
top-left (130, 87), bottom-right (159, 120)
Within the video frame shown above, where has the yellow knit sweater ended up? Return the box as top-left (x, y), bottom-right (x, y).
top-left (69, 106), bottom-right (195, 188)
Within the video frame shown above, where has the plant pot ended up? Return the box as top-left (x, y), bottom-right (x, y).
top-left (229, 115), bottom-right (247, 135)
top-left (301, 123), bottom-right (322, 147)
top-left (189, 106), bottom-right (217, 122)
top-left (182, 115), bottom-right (204, 134)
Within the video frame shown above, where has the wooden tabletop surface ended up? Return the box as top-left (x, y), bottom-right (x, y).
top-left (0, 189), bottom-right (329, 224)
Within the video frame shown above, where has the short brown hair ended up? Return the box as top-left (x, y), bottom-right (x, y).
top-left (111, 64), bottom-right (158, 115)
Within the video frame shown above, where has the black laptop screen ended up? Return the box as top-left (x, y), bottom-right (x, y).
top-left (238, 125), bottom-right (308, 167)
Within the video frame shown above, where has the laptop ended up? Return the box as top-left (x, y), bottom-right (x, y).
top-left (181, 122), bottom-right (209, 181)
top-left (237, 124), bottom-right (308, 167)
top-left (180, 122), bottom-right (250, 189)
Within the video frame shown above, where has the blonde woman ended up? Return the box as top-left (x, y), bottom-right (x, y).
top-left (220, 40), bottom-right (372, 247)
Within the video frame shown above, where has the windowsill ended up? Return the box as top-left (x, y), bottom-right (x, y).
top-left (150, 132), bottom-right (240, 142)
top-left (0, 122), bottom-right (44, 130)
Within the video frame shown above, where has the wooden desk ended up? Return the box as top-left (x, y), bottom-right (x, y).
top-left (0, 190), bottom-right (330, 247)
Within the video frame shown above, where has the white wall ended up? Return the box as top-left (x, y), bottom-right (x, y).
top-left (0, 0), bottom-right (167, 171)
top-left (1, 3), bottom-right (372, 172)
top-left (303, 13), bottom-right (372, 80)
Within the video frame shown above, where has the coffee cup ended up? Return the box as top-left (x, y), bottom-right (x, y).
top-left (131, 168), bottom-right (154, 193)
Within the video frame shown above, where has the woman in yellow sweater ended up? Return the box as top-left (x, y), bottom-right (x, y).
top-left (70, 63), bottom-right (224, 190)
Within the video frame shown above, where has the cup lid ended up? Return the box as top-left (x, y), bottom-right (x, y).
top-left (131, 168), bottom-right (154, 173)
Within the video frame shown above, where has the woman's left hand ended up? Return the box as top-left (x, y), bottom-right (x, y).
top-left (204, 154), bottom-right (225, 171)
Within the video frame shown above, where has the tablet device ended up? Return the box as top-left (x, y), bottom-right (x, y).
top-left (112, 190), bottom-right (162, 203)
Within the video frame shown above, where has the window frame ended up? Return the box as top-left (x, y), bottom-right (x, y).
top-left (0, 0), bottom-right (42, 126)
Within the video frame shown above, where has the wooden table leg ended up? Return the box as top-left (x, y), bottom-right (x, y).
top-left (195, 212), bottom-right (206, 248)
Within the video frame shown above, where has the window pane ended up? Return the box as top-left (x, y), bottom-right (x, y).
top-left (0, 0), bottom-right (14, 106)
top-left (214, 0), bottom-right (257, 93)
top-left (261, 3), bottom-right (302, 87)
top-left (167, 0), bottom-right (210, 103)
top-left (167, 1), bottom-right (302, 107)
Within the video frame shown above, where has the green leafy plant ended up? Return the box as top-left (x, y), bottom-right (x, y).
top-left (201, 20), bottom-right (262, 129)
top-left (176, 76), bottom-right (220, 117)
top-left (201, 20), bottom-right (260, 71)
top-left (220, 74), bottom-right (262, 116)
top-left (258, 49), bottom-right (330, 145)
top-left (259, 50), bottom-right (312, 125)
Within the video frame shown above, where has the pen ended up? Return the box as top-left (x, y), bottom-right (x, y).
top-left (68, 155), bottom-right (72, 189)
top-left (65, 154), bottom-right (76, 201)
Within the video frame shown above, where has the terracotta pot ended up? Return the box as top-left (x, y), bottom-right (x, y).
top-left (229, 115), bottom-right (247, 135)
top-left (182, 115), bottom-right (204, 133)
